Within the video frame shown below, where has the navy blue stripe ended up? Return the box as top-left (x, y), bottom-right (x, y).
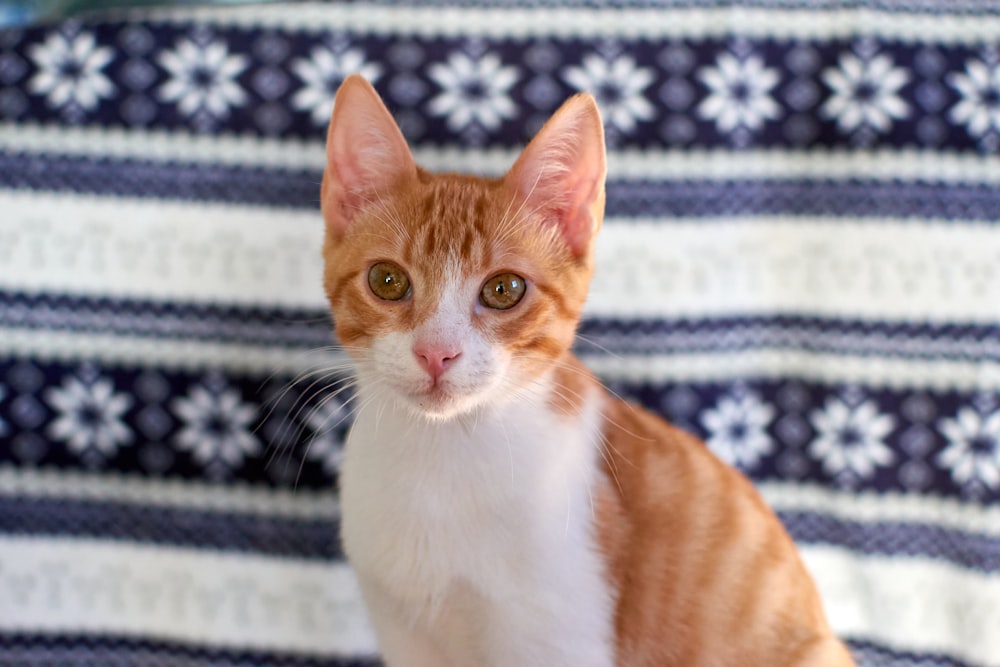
top-left (0, 291), bottom-right (333, 349)
top-left (780, 512), bottom-right (999, 572)
top-left (609, 180), bottom-right (1000, 220)
top-left (4, 152), bottom-right (1000, 220)
top-left (4, 494), bottom-right (992, 573)
top-left (847, 639), bottom-right (977, 667)
top-left (576, 317), bottom-right (1000, 361)
top-left (3, 290), bottom-right (998, 361)
top-left (0, 152), bottom-right (320, 209)
top-left (0, 633), bottom-right (378, 667)
top-left (0, 635), bottom-right (975, 667)
top-left (0, 496), bottom-right (342, 560)
top-left (0, 633), bottom-right (975, 667)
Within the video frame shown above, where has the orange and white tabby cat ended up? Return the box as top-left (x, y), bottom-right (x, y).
top-left (321, 75), bottom-right (855, 667)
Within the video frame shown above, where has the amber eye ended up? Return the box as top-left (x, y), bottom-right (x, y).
top-left (367, 262), bottom-right (411, 301)
top-left (480, 273), bottom-right (526, 310)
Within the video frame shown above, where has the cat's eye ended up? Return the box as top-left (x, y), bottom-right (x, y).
top-left (368, 262), bottom-right (411, 301)
top-left (480, 273), bottom-right (526, 310)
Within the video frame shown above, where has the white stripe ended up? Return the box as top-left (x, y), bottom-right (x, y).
top-left (0, 536), bottom-right (993, 664)
top-left (801, 544), bottom-right (1000, 666)
top-left (4, 122), bottom-right (999, 184)
top-left (121, 4), bottom-right (1000, 44)
top-left (0, 536), bottom-right (376, 656)
top-left (0, 191), bottom-right (322, 308)
top-left (581, 350), bottom-right (1000, 392)
top-left (759, 483), bottom-right (1000, 539)
top-left (590, 218), bottom-right (1000, 322)
top-left (0, 466), bottom-right (339, 519)
top-left (3, 191), bottom-right (998, 322)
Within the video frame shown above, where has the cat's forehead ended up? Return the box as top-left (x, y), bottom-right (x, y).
top-left (394, 176), bottom-right (522, 269)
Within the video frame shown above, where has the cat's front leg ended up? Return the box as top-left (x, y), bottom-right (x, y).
top-left (357, 578), bottom-right (452, 667)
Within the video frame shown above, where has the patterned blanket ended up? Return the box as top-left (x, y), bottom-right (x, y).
top-left (0, 2), bottom-right (998, 666)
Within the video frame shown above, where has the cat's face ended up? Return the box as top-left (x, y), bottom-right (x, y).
top-left (322, 77), bottom-right (606, 420)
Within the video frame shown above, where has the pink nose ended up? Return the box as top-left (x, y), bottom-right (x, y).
top-left (413, 343), bottom-right (461, 381)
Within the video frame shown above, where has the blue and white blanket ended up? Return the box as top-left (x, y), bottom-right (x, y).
top-left (0, 2), bottom-right (998, 665)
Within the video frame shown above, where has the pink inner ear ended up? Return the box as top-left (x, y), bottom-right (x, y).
top-left (507, 94), bottom-right (607, 257)
top-left (323, 76), bottom-right (416, 236)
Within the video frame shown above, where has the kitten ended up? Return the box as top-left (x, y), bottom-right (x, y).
top-left (321, 74), bottom-right (855, 667)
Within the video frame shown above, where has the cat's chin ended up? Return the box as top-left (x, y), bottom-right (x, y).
top-left (396, 385), bottom-right (484, 422)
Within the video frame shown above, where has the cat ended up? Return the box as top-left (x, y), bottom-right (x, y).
top-left (321, 74), bottom-right (855, 667)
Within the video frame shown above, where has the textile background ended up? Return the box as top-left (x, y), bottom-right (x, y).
top-left (0, 2), bottom-right (998, 665)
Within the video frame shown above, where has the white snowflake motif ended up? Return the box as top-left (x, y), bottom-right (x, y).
top-left (172, 385), bottom-right (260, 468)
top-left (44, 376), bottom-right (133, 456)
top-left (821, 52), bottom-right (910, 134)
top-left (947, 58), bottom-right (1000, 141)
top-left (27, 31), bottom-right (114, 111)
top-left (809, 397), bottom-right (895, 479)
top-left (937, 407), bottom-right (1000, 491)
top-left (303, 396), bottom-right (352, 475)
top-left (291, 46), bottom-right (382, 126)
top-left (696, 53), bottom-right (781, 133)
top-left (428, 51), bottom-right (518, 132)
top-left (701, 392), bottom-right (775, 469)
top-left (157, 38), bottom-right (248, 118)
top-left (563, 53), bottom-right (654, 133)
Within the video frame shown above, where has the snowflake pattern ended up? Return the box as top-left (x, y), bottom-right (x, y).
top-left (563, 53), bottom-right (654, 133)
top-left (937, 407), bottom-right (1000, 491)
top-left (2, 26), bottom-right (997, 153)
top-left (821, 52), bottom-right (910, 134)
top-left (172, 385), bottom-right (260, 468)
top-left (947, 58), bottom-right (1000, 143)
top-left (44, 376), bottom-right (133, 457)
top-left (27, 31), bottom-right (114, 111)
top-left (291, 45), bottom-right (382, 126)
top-left (809, 396), bottom-right (896, 479)
top-left (701, 391), bottom-right (775, 469)
top-left (157, 37), bottom-right (248, 119)
top-left (428, 51), bottom-right (518, 132)
top-left (696, 53), bottom-right (781, 133)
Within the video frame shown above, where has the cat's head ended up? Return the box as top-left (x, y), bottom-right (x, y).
top-left (321, 75), bottom-right (606, 421)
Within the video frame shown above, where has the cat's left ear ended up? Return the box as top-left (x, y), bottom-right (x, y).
top-left (505, 94), bottom-right (607, 258)
top-left (322, 75), bottom-right (417, 237)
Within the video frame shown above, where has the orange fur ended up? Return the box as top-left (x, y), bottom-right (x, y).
top-left (322, 75), bottom-right (855, 666)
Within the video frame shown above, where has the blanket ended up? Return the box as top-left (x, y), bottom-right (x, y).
top-left (0, 2), bottom-right (998, 665)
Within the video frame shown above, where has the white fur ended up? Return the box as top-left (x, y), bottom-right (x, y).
top-left (339, 269), bottom-right (615, 667)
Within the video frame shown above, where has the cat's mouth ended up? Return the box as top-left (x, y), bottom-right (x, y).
top-left (397, 378), bottom-right (480, 421)
top-left (412, 383), bottom-right (460, 416)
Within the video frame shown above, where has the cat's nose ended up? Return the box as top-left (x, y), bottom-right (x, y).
top-left (413, 343), bottom-right (461, 382)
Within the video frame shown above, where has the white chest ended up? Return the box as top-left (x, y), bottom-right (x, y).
top-left (339, 387), bottom-right (615, 667)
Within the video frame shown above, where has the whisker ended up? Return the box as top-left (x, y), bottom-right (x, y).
top-left (573, 332), bottom-right (623, 361)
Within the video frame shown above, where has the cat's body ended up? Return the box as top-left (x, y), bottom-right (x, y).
top-left (322, 75), bottom-right (855, 667)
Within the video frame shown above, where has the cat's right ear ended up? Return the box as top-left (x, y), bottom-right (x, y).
top-left (322, 75), bottom-right (417, 237)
